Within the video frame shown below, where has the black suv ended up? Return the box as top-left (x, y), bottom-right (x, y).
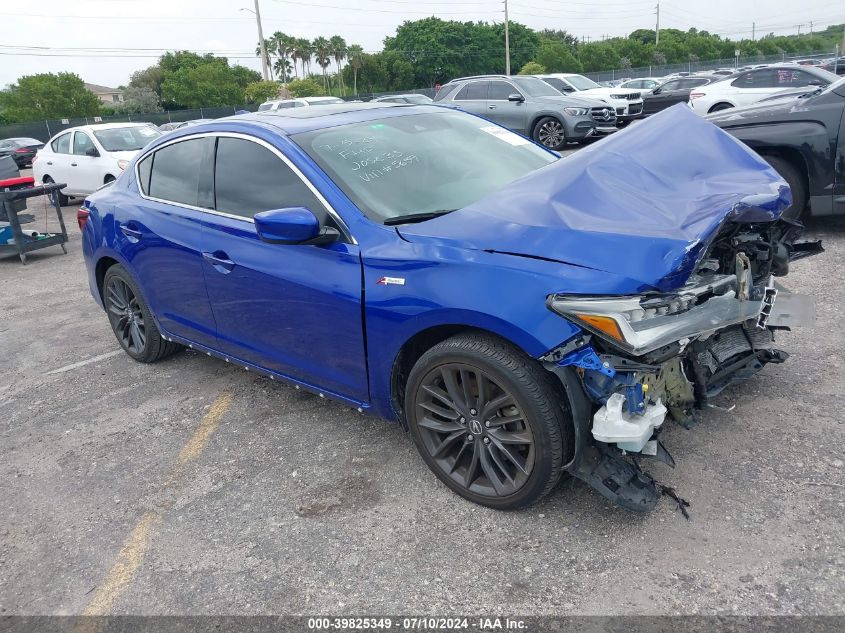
top-left (708, 77), bottom-right (845, 219)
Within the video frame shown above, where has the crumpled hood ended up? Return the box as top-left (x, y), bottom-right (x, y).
top-left (398, 104), bottom-right (790, 293)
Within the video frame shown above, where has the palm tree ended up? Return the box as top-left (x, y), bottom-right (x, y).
top-left (255, 39), bottom-right (275, 79)
top-left (346, 44), bottom-right (364, 96)
top-left (293, 38), bottom-right (312, 79)
top-left (273, 57), bottom-right (293, 82)
top-left (312, 36), bottom-right (332, 92)
top-left (271, 31), bottom-right (293, 83)
top-left (329, 35), bottom-right (347, 95)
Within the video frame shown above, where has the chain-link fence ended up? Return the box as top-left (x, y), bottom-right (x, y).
top-left (0, 104), bottom-right (263, 143)
top-left (582, 49), bottom-right (837, 83)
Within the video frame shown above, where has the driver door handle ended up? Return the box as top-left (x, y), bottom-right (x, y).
top-left (488, 104), bottom-right (497, 110)
top-left (71, 162), bottom-right (78, 167)
top-left (203, 251), bottom-right (235, 274)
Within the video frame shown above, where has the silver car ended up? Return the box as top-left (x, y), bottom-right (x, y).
top-left (433, 75), bottom-right (617, 150)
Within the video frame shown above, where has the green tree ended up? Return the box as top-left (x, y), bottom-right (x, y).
top-left (255, 39), bottom-right (276, 79)
top-left (312, 37), bottom-right (332, 90)
top-left (244, 80), bottom-right (281, 103)
top-left (346, 44), bottom-right (364, 94)
top-left (113, 86), bottom-right (162, 114)
top-left (536, 40), bottom-right (583, 72)
top-left (518, 61), bottom-right (546, 75)
top-left (159, 57), bottom-right (260, 108)
top-left (0, 73), bottom-right (101, 123)
top-left (329, 35), bottom-right (348, 95)
top-left (128, 65), bottom-right (164, 96)
top-left (287, 77), bottom-right (326, 97)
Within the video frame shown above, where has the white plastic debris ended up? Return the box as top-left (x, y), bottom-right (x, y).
top-left (592, 393), bottom-right (667, 452)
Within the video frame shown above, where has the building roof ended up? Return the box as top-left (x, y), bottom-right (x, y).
top-left (85, 83), bottom-right (122, 94)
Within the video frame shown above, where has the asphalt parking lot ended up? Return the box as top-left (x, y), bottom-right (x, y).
top-left (1, 162), bottom-right (844, 616)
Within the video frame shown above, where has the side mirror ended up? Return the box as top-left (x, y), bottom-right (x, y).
top-left (562, 85), bottom-right (575, 92)
top-left (254, 207), bottom-right (339, 245)
top-left (807, 79), bottom-right (823, 86)
top-left (507, 93), bottom-right (525, 102)
top-left (652, 87), bottom-right (661, 94)
top-left (86, 147), bottom-right (100, 157)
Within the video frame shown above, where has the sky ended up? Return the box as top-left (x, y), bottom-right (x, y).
top-left (0, 0), bottom-right (842, 88)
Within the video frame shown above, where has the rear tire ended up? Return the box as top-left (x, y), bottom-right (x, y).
top-left (102, 264), bottom-right (182, 363)
top-left (42, 176), bottom-right (69, 207)
top-left (763, 155), bottom-right (807, 222)
top-left (405, 333), bottom-right (570, 510)
top-left (532, 116), bottom-right (568, 151)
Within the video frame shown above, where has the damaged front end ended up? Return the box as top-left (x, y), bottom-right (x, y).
top-left (541, 218), bottom-right (821, 514)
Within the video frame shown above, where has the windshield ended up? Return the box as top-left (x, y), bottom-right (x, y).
top-left (566, 75), bottom-right (602, 90)
top-left (293, 110), bottom-right (557, 224)
top-left (93, 125), bottom-right (161, 151)
top-left (511, 76), bottom-right (561, 97)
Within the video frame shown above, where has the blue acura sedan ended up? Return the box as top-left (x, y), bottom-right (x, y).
top-left (79, 103), bottom-right (816, 512)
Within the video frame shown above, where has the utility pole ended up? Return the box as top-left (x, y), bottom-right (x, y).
top-left (796, 24), bottom-right (803, 37)
top-left (254, 0), bottom-right (270, 81)
top-left (655, 2), bottom-right (660, 45)
top-left (504, 0), bottom-right (511, 75)
top-left (752, 22), bottom-right (755, 41)
top-left (809, 21), bottom-right (813, 36)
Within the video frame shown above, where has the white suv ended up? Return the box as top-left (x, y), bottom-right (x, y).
top-left (257, 96), bottom-right (345, 111)
top-left (537, 73), bottom-right (644, 122)
top-left (33, 123), bottom-right (161, 205)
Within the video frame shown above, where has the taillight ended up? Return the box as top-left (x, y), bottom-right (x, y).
top-left (689, 92), bottom-right (705, 100)
top-left (14, 148), bottom-right (28, 153)
top-left (77, 207), bottom-right (90, 231)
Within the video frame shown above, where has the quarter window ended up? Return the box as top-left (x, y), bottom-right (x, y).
top-left (137, 154), bottom-right (152, 195)
top-left (213, 137), bottom-right (327, 221)
top-left (454, 81), bottom-right (488, 100)
top-left (51, 132), bottom-right (71, 154)
top-left (148, 138), bottom-right (206, 206)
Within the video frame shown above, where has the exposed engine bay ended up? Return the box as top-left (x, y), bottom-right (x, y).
top-left (542, 218), bottom-right (822, 515)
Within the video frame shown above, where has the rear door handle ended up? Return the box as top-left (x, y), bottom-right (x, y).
top-left (488, 104), bottom-right (497, 110)
top-left (71, 163), bottom-right (78, 167)
top-left (119, 224), bottom-right (142, 241)
top-left (203, 251), bottom-right (235, 273)
top-left (46, 161), bottom-right (53, 165)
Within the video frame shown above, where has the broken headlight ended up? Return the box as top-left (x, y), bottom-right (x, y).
top-left (548, 275), bottom-right (762, 356)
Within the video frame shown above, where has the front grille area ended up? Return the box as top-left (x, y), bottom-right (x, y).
top-left (611, 92), bottom-right (641, 100)
top-left (590, 107), bottom-right (617, 123)
top-left (628, 103), bottom-right (643, 115)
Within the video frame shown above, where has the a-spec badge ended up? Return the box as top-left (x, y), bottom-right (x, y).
top-left (376, 276), bottom-right (406, 286)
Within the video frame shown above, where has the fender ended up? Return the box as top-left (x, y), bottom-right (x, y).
top-left (722, 120), bottom-right (833, 199)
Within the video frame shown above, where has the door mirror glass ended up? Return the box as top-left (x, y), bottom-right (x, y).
top-left (85, 146), bottom-right (100, 158)
top-left (255, 207), bottom-right (335, 245)
top-left (507, 93), bottom-right (525, 102)
top-left (652, 87), bottom-right (661, 94)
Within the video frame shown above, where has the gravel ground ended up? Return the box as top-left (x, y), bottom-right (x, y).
top-left (1, 167), bottom-right (844, 617)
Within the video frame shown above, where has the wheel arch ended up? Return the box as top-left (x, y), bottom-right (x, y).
top-left (708, 101), bottom-right (735, 113)
top-left (755, 146), bottom-right (810, 206)
top-left (528, 111), bottom-right (566, 138)
top-left (95, 255), bottom-right (121, 304)
top-left (388, 323), bottom-right (558, 428)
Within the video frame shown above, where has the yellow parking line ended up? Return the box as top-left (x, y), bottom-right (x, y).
top-left (79, 391), bottom-right (233, 618)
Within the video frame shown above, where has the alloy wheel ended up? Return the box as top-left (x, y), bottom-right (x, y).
top-left (537, 120), bottom-right (565, 148)
top-left (106, 277), bottom-right (147, 354)
top-left (414, 363), bottom-right (535, 498)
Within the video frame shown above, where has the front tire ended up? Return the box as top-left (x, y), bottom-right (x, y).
top-left (405, 333), bottom-right (569, 510)
top-left (103, 264), bottom-right (182, 363)
top-left (42, 176), bottom-right (69, 207)
top-left (532, 116), bottom-right (567, 151)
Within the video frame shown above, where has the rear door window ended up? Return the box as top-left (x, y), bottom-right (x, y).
top-left (213, 136), bottom-right (327, 222)
top-left (489, 81), bottom-right (519, 100)
top-left (51, 132), bottom-right (71, 154)
top-left (148, 138), bottom-right (206, 207)
top-left (454, 81), bottom-right (489, 101)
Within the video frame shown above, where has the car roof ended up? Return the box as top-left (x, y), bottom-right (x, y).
top-left (54, 122), bottom-right (151, 134)
top-left (208, 102), bottom-right (434, 135)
